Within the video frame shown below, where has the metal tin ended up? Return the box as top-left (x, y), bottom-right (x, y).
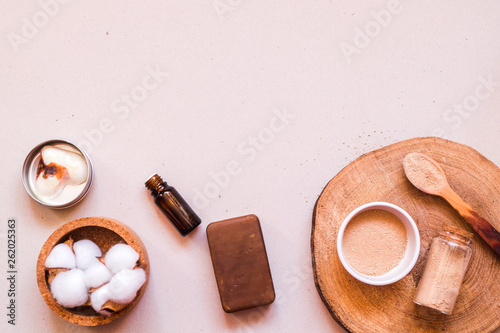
top-left (22, 139), bottom-right (94, 209)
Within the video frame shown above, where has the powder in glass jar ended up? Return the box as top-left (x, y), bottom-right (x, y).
top-left (342, 209), bottom-right (408, 276)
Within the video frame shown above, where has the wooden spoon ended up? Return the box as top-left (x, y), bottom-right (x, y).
top-left (403, 152), bottom-right (500, 257)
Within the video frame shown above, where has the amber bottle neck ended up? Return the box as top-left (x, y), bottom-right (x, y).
top-left (145, 174), bottom-right (169, 196)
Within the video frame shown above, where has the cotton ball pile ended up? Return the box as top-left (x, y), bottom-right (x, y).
top-left (89, 245), bottom-right (145, 315)
top-left (89, 268), bottom-right (147, 315)
top-left (45, 240), bottom-right (146, 315)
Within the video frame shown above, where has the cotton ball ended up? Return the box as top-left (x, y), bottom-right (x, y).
top-left (108, 269), bottom-right (146, 304)
top-left (73, 239), bottom-right (101, 270)
top-left (84, 261), bottom-right (112, 289)
top-left (45, 243), bottom-right (76, 269)
top-left (104, 244), bottom-right (139, 274)
top-left (90, 284), bottom-right (112, 313)
top-left (50, 269), bottom-right (89, 308)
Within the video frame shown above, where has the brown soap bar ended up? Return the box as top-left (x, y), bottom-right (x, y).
top-left (206, 214), bottom-right (275, 313)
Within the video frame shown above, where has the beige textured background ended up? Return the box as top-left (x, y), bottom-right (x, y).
top-left (1, 1), bottom-right (499, 332)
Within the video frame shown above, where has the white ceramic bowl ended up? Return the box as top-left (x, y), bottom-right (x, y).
top-left (337, 202), bottom-right (420, 285)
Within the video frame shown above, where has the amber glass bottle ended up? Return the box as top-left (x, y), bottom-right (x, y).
top-left (145, 174), bottom-right (201, 236)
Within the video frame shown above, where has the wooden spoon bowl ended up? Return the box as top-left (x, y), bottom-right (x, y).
top-left (403, 152), bottom-right (500, 257)
top-left (36, 217), bottom-right (150, 326)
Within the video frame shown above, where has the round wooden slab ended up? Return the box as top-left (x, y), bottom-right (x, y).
top-left (311, 137), bottom-right (500, 333)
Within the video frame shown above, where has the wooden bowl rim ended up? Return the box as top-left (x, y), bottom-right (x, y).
top-left (36, 216), bottom-right (150, 326)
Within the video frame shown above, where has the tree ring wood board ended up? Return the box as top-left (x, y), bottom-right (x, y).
top-left (311, 137), bottom-right (500, 333)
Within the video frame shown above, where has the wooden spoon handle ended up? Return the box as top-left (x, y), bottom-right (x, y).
top-left (442, 188), bottom-right (500, 257)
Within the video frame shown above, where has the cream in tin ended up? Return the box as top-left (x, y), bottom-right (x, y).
top-left (22, 140), bottom-right (93, 208)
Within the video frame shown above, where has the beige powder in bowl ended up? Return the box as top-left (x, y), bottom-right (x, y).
top-left (342, 209), bottom-right (408, 276)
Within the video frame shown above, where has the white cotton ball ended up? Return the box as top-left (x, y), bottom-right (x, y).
top-left (73, 239), bottom-right (101, 270)
top-left (45, 243), bottom-right (76, 269)
top-left (108, 269), bottom-right (146, 304)
top-left (90, 284), bottom-right (112, 313)
top-left (84, 261), bottom-right (112, 289)
top-left (104, 244), bottom-right (140, 274)
top-left (50, 269), bottom-right (89, 308)
top-left (41, 146), bottom-right (88, 185)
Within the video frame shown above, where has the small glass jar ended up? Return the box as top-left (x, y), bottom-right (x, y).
top-left (413, 224), bottom-right (473, 314)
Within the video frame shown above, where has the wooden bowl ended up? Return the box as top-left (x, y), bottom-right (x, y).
top-left (36, 217), bottom-right (150, 326)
